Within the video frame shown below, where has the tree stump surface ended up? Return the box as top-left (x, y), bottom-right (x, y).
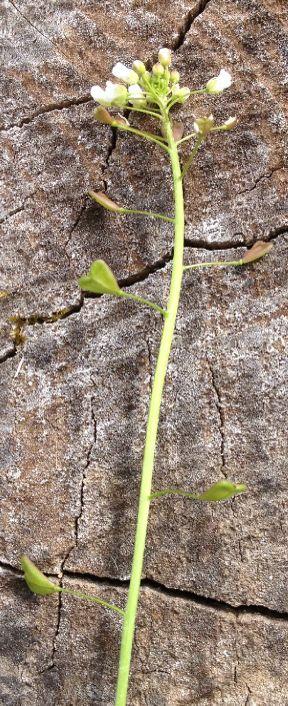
top-left (0, 0), bottom-right (287, 704)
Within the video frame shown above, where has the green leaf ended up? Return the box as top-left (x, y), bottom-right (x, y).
top-left (21, 555), bottom-right (61, 596)
top-left (79, 259), bottom-right (122, 296)
top-left (198, 480), bottom-right (246, 502)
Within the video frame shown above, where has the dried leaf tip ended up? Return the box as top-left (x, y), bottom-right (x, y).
top-left (242, 240), bottom-right (273, 264)
top-left (88, 191), bottom-right (123, 213)
top-left (21, 555), bottom-right (60, 596)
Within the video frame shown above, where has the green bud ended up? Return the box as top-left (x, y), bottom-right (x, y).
top-left (133, 60), bottom-right (146, 75)
top-left (79, 259), bottom-right (122, 296)
top-left (152, 62), bottom-right (165, 77)
top-left (158, 47), bottom-right (172, 67)
top-left (93, 106), bottom-right (114, 125)
top-left (194, 114), bottom-right (215, 136)
top-left (21, 555), bottom-right (60, 596)
top-left (170, 70), bottom-right (180, 84)
top-left (198, 480), bottom-right (247, 502)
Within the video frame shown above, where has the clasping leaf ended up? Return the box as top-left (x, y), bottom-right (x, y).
top-left (79, 259), bottom-right (121, 296)
top-left (21, 555), bottom-right (60, 596)
top-left (198, 480), bottom-right (246, 502)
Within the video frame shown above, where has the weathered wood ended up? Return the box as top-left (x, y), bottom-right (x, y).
top-left (0, 0), bottom-right (287, 703)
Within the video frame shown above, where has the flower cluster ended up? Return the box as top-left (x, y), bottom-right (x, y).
top-left (90, 48), bottom-right (232, 113)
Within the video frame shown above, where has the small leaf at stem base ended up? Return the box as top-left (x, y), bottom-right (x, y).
top-left (79, 259), bottom-right (121, 295)
top-left (21, 555), bottom-right (60, 596)
top-left (198, 480), bottom-right (246, 502)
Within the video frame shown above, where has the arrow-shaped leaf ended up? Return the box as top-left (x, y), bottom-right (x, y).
top-left (79, 259), bottom-right (122, 295)
top-left (21, 555), bottom-right (60, 596)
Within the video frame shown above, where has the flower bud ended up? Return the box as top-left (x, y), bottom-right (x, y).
top-left (132, 60), bottom-right (146, 75)
top-left (206, 69), bottom-right (232, 94)
top-left (193, 114), bottom-right (214, 135)
top-left (170, 69), bottom-right (180, 83)
top-left (158, 47), bottom-right (172, 66)
top-left (93, 106), bottom-right (114, 124)
top-left (177, 87), bottom-right (190, 102)
top-left (152, 62), bottom-right (165, 76)
top-left (242, 241), bottom-right (273, 264)
top-left (88, 191), bottom-right (123, 213)
top-left (171, 85), bottom-right (190, 103)
top-left (142, 70), bottom-right (151, 82)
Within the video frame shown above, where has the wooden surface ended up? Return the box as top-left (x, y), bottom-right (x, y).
top-left (0, 0), bottom-right (287, 703)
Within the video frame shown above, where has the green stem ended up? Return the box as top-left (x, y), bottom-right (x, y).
top-left (60, 587), bottom-right (125, 616)
top-left (126, 106), bottom-right (162, 120)
top-left (117, 124), bottom-right (169, 151)
top-left (149, 488), bottom-right (198, 500)
top-left (122, 207), bottom-right (174, 223)
top-left (119, 290), bottom-right (167, 316)
top-left (183, 258), bottom-right (244, 271)
top-left (177, 131), bottom-right (196, 146)
top-left (181, 136), bottom-right (204, 179)
top-left (115, 115), bottom-right (184, 705)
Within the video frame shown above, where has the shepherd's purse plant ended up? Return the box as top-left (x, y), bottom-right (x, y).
top-left (22, 47), bottom-right (272, 705)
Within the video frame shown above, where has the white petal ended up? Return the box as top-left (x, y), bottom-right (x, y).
top-left (224, 115), bottom-right (236, 127)
top-left (128, 84), bottom-right (144, 99)
top-left (112, 62), bottom-right (138, 84)
top-left (218, 69), bottom-right (232, 89)
top-left (206, 69), bottom-right (232, 94)
top-left (91, 85), bottom-right (106, 101)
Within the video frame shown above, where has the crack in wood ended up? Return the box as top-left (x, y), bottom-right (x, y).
top-left (206, 359), bottom-right (227, 478)
top-left (62, 400), bottom-right (97, 569)
top-left (1, 559), bottom-right (287, 621)
top-left (173, 0), bottom-right (213, 51)
top-left (1, 95), bottom-right (92, 132)
top-left (0, 230), bottom-right (286, 364)
top-left (238, 166), bottom-right (284, 197)
top-left (7, 0), bottom-right (87, 82)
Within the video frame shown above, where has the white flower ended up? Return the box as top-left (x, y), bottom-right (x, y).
top-left (91, 81), bottom-right (128, 107)
top-left (158, 47), bottom-right (172, 66)
top-left (112, 62), bottom-right (139, 85)
top-left (205, 69), bottom-right (232, 94)
top-left (91, 85), bottom-right (106, 103)
top-left (128, 84), bottom-right (146, 106)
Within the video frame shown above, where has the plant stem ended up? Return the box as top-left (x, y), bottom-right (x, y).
top-left (181, 135), bottom-right (204, 179)
top-left (177, 131), bottom-right (196, 146)
top-left (60, 587), bottom-right (125, 616)
top-left (117, 124), bottom-right (169, 151)
top-left (119, 290), bottom-right (167, 316)
top-left (149, 488), bottom-right (198, 500)
top-left (126, 106), bottom-right (162, 120)
top-left (114, 115), bottom-right (185, 705)
top-left (121, 207), bottom-right (174, 223)
top-left (183, 258), bottom-right (244, 271)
